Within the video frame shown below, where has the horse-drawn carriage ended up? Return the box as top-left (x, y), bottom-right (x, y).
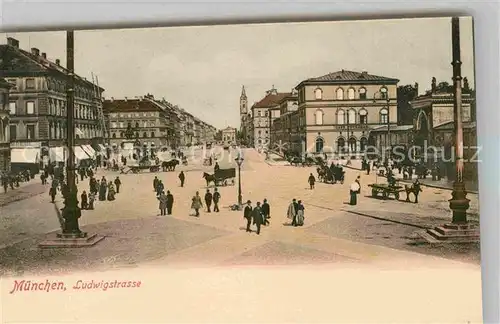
top-left (368, 183), bottom-right (404, 200)
top-left (316, 165), bottom-right (345, 184)
top-left (129, 159), bottom-right (160, 173)
top-left (203, 168), bottom-right (236, 186)
top-left (161, 159), bottom-right (180, 171)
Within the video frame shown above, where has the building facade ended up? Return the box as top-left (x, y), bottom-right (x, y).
top-left (294, 70), bottom-right (399, 156)
top-left (250, 86), bottom-right (289, 149)
top-left (0, 78), bottom-right (11, 172)
top-left (221, 127), bottom-right (237, 144)
top-left (0, 37), bottom-right (105, 165)
top-left (269, 92), bottom-right (299, 153)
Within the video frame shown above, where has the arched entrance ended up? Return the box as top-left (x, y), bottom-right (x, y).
top-left (315, 137), bottom-right (324, 153)
top-left (415, 111), bottom-right (430, 148)
top-left (348, 137), bottom-right (357, 153)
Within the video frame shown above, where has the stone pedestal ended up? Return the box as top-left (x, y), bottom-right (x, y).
top-left (415, 223), bottom-right (479, 244)
top-left (39, 232), bottom-right (105, 248)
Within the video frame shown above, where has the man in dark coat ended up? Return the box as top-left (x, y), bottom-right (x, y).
top-left (308, 173), bottom-right (316, 190)
top-left (243, 200), bottom-right (253, 232)
top-left (114, 176), bottom-right (122, 193)
top-left (252, 202), bottom-right (264, 235)
top-left (166, 190), bottom-right (174, 215)
top-left (156, 180), bottom-right (164, 196)
top-left (178, 171), bottom-right (185, 187)
top-left (214, 162), bottom-right (220, 173)
top-left (81, 191), bottom-right (88, 209)
top-left (153, 176), bottom-right (159, 192)
top-left (261, 198), bottom-right (270, 225)
top-left (213, 188), bottom-right (221, 212)
top-left (204, 189), bottom-right (213, 212)
top-left (291, 198), bottom-right (299, 226)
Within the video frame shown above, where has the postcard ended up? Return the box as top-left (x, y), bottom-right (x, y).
top-left (0, 17), bottom-right (482, 323)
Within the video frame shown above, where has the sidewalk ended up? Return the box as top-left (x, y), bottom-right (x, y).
top-left (0, 182), bottom-right (48, 207)
top-left (341, 160), bottom-right (479, 194)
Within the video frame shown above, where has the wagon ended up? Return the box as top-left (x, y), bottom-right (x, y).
top-left (129, 159), bottom-right (160, 173)
top-left (214, 168), bottom-right (236, 186)
top-left (368, 183), bottom-right (405, 200)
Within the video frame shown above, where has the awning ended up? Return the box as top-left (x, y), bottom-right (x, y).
top-left (74, 146), bottom-right (91, 161)
top-left (10, 148), bottom-right (40, 164)
top-left (81, 145), bottom-right (96, 158)
top-left (49, 147), bottom-right (66, 162)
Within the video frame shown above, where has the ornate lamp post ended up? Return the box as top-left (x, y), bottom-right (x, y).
top-left (449, 17), bottom-right (470, 224)
top-left (235, 154), bottom-right (244, 209)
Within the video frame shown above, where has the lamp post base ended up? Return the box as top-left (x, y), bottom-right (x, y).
top-left (449, 180), bottom-right (470, 224)
top-left (39, 233), bottom-right (105, 248)
top-left (230, 203), bottom-right (243, 211)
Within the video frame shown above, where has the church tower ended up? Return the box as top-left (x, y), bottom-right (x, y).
top-left (239, 85), bottom-right (248, 138)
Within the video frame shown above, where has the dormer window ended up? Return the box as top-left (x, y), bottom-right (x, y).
top-left (314, 87), bottom-right (323, 100)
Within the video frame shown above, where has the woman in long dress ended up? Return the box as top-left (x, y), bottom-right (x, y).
top-left (191, 191), bottom-right (203, 217)
top-left (296, 200), bottom-right (305, 226)
top-left (107, 181), bottom-right (116, 201)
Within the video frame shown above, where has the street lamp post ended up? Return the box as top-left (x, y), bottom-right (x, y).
top-left (60, 30), bottom-right (83, 237)
top-left (235, 155), bottom-right (244, 209)
top-left (449, 17), bottom-right (470, 224)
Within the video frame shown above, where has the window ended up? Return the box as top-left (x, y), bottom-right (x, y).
top-left (111, 122), bottom-right (117, 128)
top-left (359, 109), bottom-right (368, 124)
top-left (314, 87), bottom-right (323, 100)
top-left (143, 132), bottom-right (147, 138)
top-left (337, 110), bottom-right (345, 124)
top-left (348, 88), bottom-right (355, 100)
top-left (380, 87), bottom-right (388, 99)
top-left (380, 108), bottom-right (388, 123)
top-left (347, 109), bottom-right (356, 124)
top-left (112, 133), bottom-right (116, 138)
top-left (258, 111), bottom-right (261, 117)
top-left (348, 137), bottom-right (356, 152)
top-left (337, 137), bottom-right (345, 152)
top-left (10, 125), bottom-right (17, 140)
top-left (119, 122), bottom-right (124, 128)
top-left (26, 101), bottom-right (35, 114)
top-left (151, 132), bottom-right (155, 138)
top-left (315, 109), bottom-right (324, 125)
top-left (135, 122), bottom-right (139, 128)
top-left (336, 88), bottom-right (344, 100)
top-left (265, 111), bottom-right (268, 117)
top-left (135, 113), bottom-right (140, 117)
top-left (120, 132), bottom-right (124, 138)
top-left (258, 130), bottom-right (261, 135)
top-left (26, 78), bottom-right (35, 90)
top-left (315, 137), bottom-right (324, 153)
top-left (9, 102), bottom-right (16, 115)
top-left (359, 87), bottom-right (367, 99)
top-left (27, 125), bottom-right (36, 139)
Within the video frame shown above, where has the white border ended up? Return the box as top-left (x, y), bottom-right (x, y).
top-left (1, 0), bottom-right (498, 322)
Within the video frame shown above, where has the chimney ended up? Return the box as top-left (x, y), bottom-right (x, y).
top-left (362, 71), bottom-right (368, 75)
top-left (55, 59), bottom-right (60, 66)
top-left (110, 97), bottom-right (114, 102)
top-left (41, 52), bottom-right (47, 59)
top-left (7, 37), bottom-right (19, 48)
top-left (31, 48), bottom-right (40, 56)
top-left (124, 96), bottom-right (128, 101)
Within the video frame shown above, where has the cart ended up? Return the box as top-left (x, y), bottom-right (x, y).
top-left (368, 183), bottom-right (404, 200)
top-left (214, 168), bottom-right (236, 186)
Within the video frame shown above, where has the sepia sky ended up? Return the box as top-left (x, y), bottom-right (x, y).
top-left (1, 17), bottom-right (474, 129)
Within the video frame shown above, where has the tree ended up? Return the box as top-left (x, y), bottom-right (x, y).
top-left (397, 83), bottom-right (419, 125)
top-left (214, 130), bottom-right (223, 141)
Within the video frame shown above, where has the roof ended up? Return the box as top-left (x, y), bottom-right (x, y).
top-left (296, 70), bottom-right (399, 88)
top-left (103, 98), bottom-right (164, 113)
top-left (433, 121), bottom-right (476, 130)
top-left (370, 124), bottom-right (414, 132)
top-left (0, 43), bottom-right (104, 91)
top-left (252, 92), bottom-right (290, 109)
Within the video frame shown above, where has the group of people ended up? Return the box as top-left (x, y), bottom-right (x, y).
top-left (1, 170), bottom-right (34, 193)
top-left (286, 199), bottom-right (305, 227)
top-left (243, 199), bottom-right (271, 234)
top-left (189, 188), bottom-right (221, 217)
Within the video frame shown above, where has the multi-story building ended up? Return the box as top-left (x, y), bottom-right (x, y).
top-left (0, 78), bottom-right (11, 172)
top-left (294, 70), bottom-right (399, 156)
top-left (250, 86), bottom-right (289, 149)
top-left (0, 36), bottom-right (105, 165)
top-left (221, 127), bottom-right (237, 144)
top-left (269, 91), bottom-right (298, 153)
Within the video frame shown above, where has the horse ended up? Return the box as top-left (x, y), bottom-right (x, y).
top-left (202, 172), bottom-right (216, 187)
top-left (161, 159), bottom-right (179, 172)
top-left (404, 183), bottom-right (423, 203)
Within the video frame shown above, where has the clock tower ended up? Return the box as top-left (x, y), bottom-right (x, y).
top-left (239, 85), bottom-right (248, 143)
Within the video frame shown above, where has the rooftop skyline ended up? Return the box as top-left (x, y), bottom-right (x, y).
top-left (1, 17), bottom-right (474, 129)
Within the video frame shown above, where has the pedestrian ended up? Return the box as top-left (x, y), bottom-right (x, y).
top-left (243, 200), bottom-right (253, 232)
top-left (158, 191), bottom-right (168, 216)
top-left (191, 191), bottom-right (203, 217)
top-left (413, 179), bottom-right (422, 203)
top-left (213, 188), bottom-right (221, 212)
top-left (166, 190), bottom-right (174, 215)
top-left (366, 161), bottom-right (371, 175)
top-left (49, 185), bottom-right (57, 203)
top-left (153, 176), bottom-right (159, 192)
top-left (81, 191), bottom-right (88, 209)
top-left (204, 189), bottom-right (213, 212)
top-left (349, 177), bottom-right (361, 205)
top-left (99, 179), bottom-right (107, 201)
top-left (88, 192), bottom-right (95, 210)
top-left (178, 171), bottom-right (185, 187)
top-left (107, 181), bottom-right (116, 201)
top-left (114, 176), bottom-right (121, 193)
top-left (156, 180), bottom-right (164, 196)
top-left (214, 162), bottom-right (220, 173)
top-left (287, 198), bottom-right (298, 226)
top-left (261, 198), bottom-right (270, 225)
top-left (308, 173), bottom-right (316, 190)
top-left (252, 202), bottom-right (264, 235)
top-left (296, 200), bottom-right (305, 226)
